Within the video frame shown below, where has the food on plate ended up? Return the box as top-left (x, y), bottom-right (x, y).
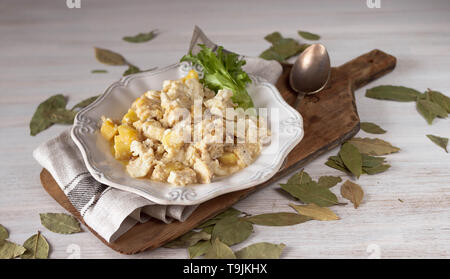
top-left (100, 70), bottom-right (270, 186)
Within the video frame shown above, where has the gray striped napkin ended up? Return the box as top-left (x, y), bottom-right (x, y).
top-left (32, 26), bottom-right (282, 243)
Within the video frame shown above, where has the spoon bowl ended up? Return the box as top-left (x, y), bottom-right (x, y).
top-left (289, 44), bottom-right (331, 96)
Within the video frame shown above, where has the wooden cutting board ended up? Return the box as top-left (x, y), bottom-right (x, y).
top-left (40, 49), bottom-right (396, 254)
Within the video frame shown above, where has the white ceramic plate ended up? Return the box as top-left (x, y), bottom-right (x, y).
top-left (71, 62), bottom-right (303, 205)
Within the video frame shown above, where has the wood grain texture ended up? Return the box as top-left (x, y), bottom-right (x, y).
top-left (1, 0), bottom-right (449, 258)
top-left (41, 49), bottom-right (396, 254)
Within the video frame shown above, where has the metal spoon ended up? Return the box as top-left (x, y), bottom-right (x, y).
top-left (289, 43), bottom-right (331, 108)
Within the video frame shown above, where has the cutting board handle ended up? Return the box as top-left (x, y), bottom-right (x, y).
top-left (337, 49), bottom-right (397, 90)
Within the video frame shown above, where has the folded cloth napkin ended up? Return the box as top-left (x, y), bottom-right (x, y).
top-left (33, 26), bottom-right (282, 243)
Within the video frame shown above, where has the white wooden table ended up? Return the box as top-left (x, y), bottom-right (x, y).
top-left (1, 0), bottom-right (449, 259)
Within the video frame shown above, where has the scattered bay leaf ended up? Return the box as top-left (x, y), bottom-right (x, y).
top-left (426, 134), bottom-right (448, 153)
top-left (298, 30), bottom-right (320, 40)
top-left (348, 137), bottom-right (400, 156)
top-left (91, 69), bottom-right (108, 73)
top-left (339, 142), bottom-right (362, 178)
top-left (201, 225), bottom-right (214, 235)
top-left (29, 94), bottom-right (67, 136)
top-left (289, 203), bottom-right (339, 221)
top-left (318, 176), bottom-right (342, 188)
top-left (416, 98), bottom-right (448, 124)
top-left (361, 122), bottom-right (386, 134)
top-left (260, 32), bottom-right (304, 62)
top-left (280, 181), bottom-right (339, 207)
top-left (212, 216), bottom-right (253, 246)
top-left (325, 156), bottom-right (350, 174)
top-left (340, 180), bottom-right (364, 209)
top-left (196, 207), bottom-right (241, 229)
top-left (264, 32), bottom-right (282, 44)
top-left (40, 213), bottom-right (82, 234)
top-left (72, 95), bottom-right (99, 110)
top-left (94, 47), bottom-right (127, 66)
top-left (164, 231), bottom-right (211, 249)
top-left (48, 108), bottom-right (77, 124)
top-left (427, 89), bottom-right (450, 113)
top-left (123, 30), bottom-right (157, 43)
top-left (365, 85), bottom-right (422, 102)
top-left (361, 154), bottom-right (386, 168)
top-left (123, 65), bottom-right (141, 76)
top-left (0, 240), bottom-right (26, 259)
top-left (286, 169), bottom-right (312, 185)
top-left (188, 240), bottom-right (211, 259)
top-left (0, 224), bottom-right (8, 241)
top-left (260, 38), bottom-right (303, 62)
top-left (244, 212), bottom-right (311, 226)
top-left (204, 238), bottom-right (236, 259)
top-left (363, 163), bottom-right (391, 175)
top-left (21, 231), bottom-right (50, 259)
top-left (235, 242), bottom-right (286, 259)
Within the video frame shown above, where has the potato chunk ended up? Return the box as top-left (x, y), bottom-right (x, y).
top-left (218, 152), bottom-right (238, 166)
top-left (121, 109), bottom-right (138, 125)
top-left (113, 124), bottom-right (139, 160)
top-left (100, 118), bottom-right (118, 141)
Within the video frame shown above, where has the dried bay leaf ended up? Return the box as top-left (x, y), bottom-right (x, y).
top-left (196, 207), bottom-right (241, 229)
top-left (298, 30), bottom-right (320, 40)
top-left (21, 231), bottom-right (50, 259)
top-left (72, 95), bottom-right (99, 110)
top-left (287, 169), bottom-right (312, 185)
top-left (341, 180), bottom-right (364, 209)
top-left (48, 108), bottom-right (77, 124)
top-left (123, 65), bottom-right (141, 76)
top-left (427, 89), bottom-right (450, 113)
top-left (280, 181), bottom-right (339, 207)
top-left (426, 134), bottom-right (448, 153)
top-left (365, 85), bottom-right (421, 102)
top-left (40, 213), bottom-right (82, 234)
top-left (244, 212), bottom-right (311, 226)
top-left (259, 48), bottom-right (284, 62)
top-left (94, 47), bottom-right (127, 66)
top-left (123, 30), bottom-right (157, 43)
top-left (201, 225), bottom-right (214, 235)
top-left (123, 66), bottom-right (157, 76)
top-left (289, 203), bottom-right (339, 221)
top-left (360, 122), bottom-right (386, 134)
top-left (348, 137), bottom-right (400, 156)
top-left (318, 176), bottom-right (342, 188)
top-left (361, 154), bottom-right (385, 168)
top-left (260, 32), bottom-right (304, 62)
top-left (212, 216), bottom-right (253, 246)
top-left (260, 38), bottom-right (303, 62)
top-left (0, 224), bottom-right (8, 241)
top-left (164, 231), bottom-right (211, 249)
top-left (325, 156), bottom-right (350, 174)
top-left (264, 31), bottom-right (282, 44)
top-left (235, 242), bottom-right (286, 259)
top-left (204, 238), bottom-right (236, 259)
top-left (363, 163), bottom-right (391, 175)
top-left (339, 142), bottom-right (362, 178)
top-left (0, 240), bottom-right (26, 259)
top-left (30, 94), bottom-right (67, 136)
top-left (416, 98), bottom-right (448, 124)
top-left (188, 240), bottom-right (211, 259)
top-left (91, 69), bottom-right (108, 73)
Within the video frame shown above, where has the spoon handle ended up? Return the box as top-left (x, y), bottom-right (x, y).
top-left (293, 92), bottom-right (305, 109)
